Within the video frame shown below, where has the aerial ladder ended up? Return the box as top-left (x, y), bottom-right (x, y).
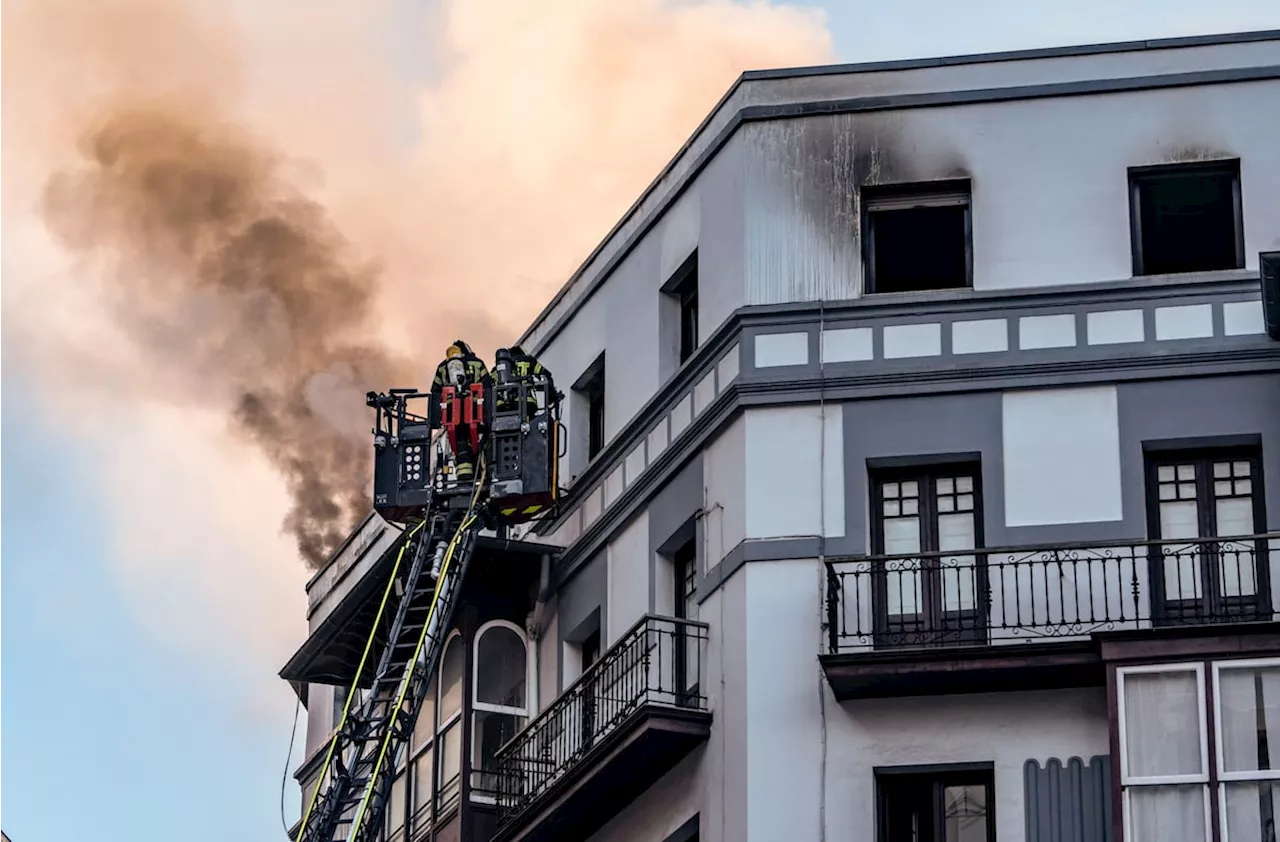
top-left (294, 354), bottom-right (562, 842)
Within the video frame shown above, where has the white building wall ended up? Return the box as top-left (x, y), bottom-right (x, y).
top-left (588, 561), bottom-right (750, 842)
top-left (607, 510), bottom-right (650, 646)
top-left (740, 79), bottom-right (1280, 306)
top-left (744, 405), bottom-right (845, 541)
top-left (703, 414), bottom-right (746, 568)
top-left (1002, 385), bottom-right (1124, 527)
top-left (744, 559), bottom-right (1110, 842)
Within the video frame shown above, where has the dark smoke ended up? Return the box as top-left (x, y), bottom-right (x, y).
top-left (42, 104), bottom-right (415, 568)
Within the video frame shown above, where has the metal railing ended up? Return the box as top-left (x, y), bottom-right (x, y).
top-left (825, 533), bottom-right (1280, 653)
top-left (494, 614), bottom-right (709, 826)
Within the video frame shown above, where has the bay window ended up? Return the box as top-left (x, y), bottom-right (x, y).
top-left (1118, 658), bottom-right (1280, 842)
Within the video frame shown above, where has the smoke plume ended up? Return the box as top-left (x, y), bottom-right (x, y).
top-left (3, 0), bottom-right (833, 572)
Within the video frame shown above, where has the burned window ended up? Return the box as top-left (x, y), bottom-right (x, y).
top-left (863, 180), bottom-right (972, 294)
top-left (1129, 160), bottom-right (1243, 276)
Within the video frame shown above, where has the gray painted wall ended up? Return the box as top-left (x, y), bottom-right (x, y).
top-left (1024, 756), bottom-right (1114, 842)
top-left (522, 33), bottom-right (1280, 353)
top-left (530, 62), bottom-right (1280, 493)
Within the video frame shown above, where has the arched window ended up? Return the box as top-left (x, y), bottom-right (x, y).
top-left (471, 621), bottom-right (531, 798)
top-left (435, 632), bottom-right (464, 810)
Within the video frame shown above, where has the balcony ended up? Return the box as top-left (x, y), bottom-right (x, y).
top-left (822, 533), bottom-right (1280, 699)
top-left (492, 615), bottom-right (711, 842)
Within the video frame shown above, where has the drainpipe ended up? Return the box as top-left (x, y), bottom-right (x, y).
top-left (526, 553), bottom-right (553, 711)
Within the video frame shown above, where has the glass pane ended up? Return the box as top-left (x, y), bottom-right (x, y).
top-left (439, 719), bottom-right (461, 782)
top-left (1218, 497), bottom-right (1255, 539)
top-left (938, 513), bottom-right (977, 612)
top-left (1223, 781), bottom-right (1280, 842)
top-left (944, 784), bottom-right (989, 842)
top-left (414, 742), bottom-right (435, 818)
top-left (1219, 666), bottom-right (1280, 774)
top-left (1128, 785), bottom-right (1207, 842)
top-left (412, 676), bottom-right (436, 752)
top-left (439, 636), bottom-right (463, 720)
top-left (1123, 670), bottom-right (1204, 778)
top-left (387, 771), bottom-right (406, 836)
top-left (476, 626), bottom-right (527, 709)
top-left (1219, 536), bottom-right (1259, 598)
top-left (883, 519), bottom-right (922, 617)
top-left (1160, 500), bottom-right (1203, 600)
top-left (472, 710), bottom-right (526, 795)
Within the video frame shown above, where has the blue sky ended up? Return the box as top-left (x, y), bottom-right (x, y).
top-left (3, 2), bottom-right (1279, 840)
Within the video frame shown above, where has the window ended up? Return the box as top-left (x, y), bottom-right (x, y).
top-left (870, 464), bottom-right (984, 647)
top-left (572, 353), bottom-right (606, 464)
top-left (663, 250), bottom-right (700, 364)
top-left (387, 769), bottom-right (407, 841)
top-left (409, 671), bottom-right (436, 832)
top-left (673, 537), bottom-right (699, 697)
top-left (581, 628), bottom-right (601, 671)
top-left (436, 633), bottom-right (463, 809)
top-left (1117, 658), bottom-right (1280, 842)
top-left (1129, 159), bottom-right (1243, 276)
top-left (862, 180), bottom-right (972, 294)
top-left (471, 622), bottom-right (529, 798)
top-left (333, 684), bottom-right (350, 730)
top-left (1144, 447), bottom-right (1268, 621)
top-left (877, 764), bottom-right (994, 842)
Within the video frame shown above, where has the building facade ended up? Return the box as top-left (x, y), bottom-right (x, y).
top-left (283, 30), bottom-right (1280, 842)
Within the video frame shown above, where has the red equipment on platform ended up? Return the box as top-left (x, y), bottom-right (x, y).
top-left (440, 382), bottom-right (486, 453)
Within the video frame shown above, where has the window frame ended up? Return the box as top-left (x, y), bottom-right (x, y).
top-left (662, 250), bottom-right (700, 365)
top-left (1213, 657), bottom-right (1280, 783)
top-left (1142, 444), bottom-right (1269, 621)
top-left (469, 620), bottom-right (533, 804)
top-left (1113, 657), bottom-right (1280, 842)
top-left (1127, 158), bottom-right (1245, 278)
top-left (874, 761), bottom-right (996, 842)
top-left (861, 179), bottom-right (974, 295)
top-left (1116, 661), bottom-right (1214, 842)
top-left (868, 460), bottom-right (986, 647)
top-left (572, 353), bottom-right (607, 466)
top-left (471, 620), bottom-right (533, 718)
top-left (434, 630), bottom-right (465, 813)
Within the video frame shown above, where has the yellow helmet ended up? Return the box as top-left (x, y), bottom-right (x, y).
top-left (445, 344), bottom-right (462, 360)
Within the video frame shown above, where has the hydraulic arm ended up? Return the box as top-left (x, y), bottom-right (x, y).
top-left (295, 464), bottom-right (486, 842)
top-left (295, 353), bottom-right (562, 842)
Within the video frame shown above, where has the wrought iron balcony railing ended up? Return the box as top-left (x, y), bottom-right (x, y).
top-left (493, 614), bottom-right (709, 827)
top-left (825, 533), bottom-right (1280, 654)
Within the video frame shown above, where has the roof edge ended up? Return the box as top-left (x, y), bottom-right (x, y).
top-left (740, 28), bottom-right (1280, 82)
top-left (514, 28), bottom-right (1280, 351)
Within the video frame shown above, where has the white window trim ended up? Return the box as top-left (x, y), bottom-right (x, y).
top-left (1213, 656), bottom-right (1280, 783)
top-left (437, 630), bottom-right (464, 733)
top-left (1123, 786), bottom-right (1213, 842)
top-left (1119, 658), bottom-right (1280, 842)
top-left (470, 620), bottom-right (534, 804)
top-left (472, 619), bottom-right (534, 717)
top-left (1116, 661), bottom-right (1210, 786)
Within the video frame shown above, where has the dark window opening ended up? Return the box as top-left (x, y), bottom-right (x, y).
top-left (1143, 444), bottom-right (1268, 622)
top-left (877, 766), bottom-right (995, 842)
top-left (581, 628), bottom-right (601, 670)
top-left (1129, 159), bottom-right (1243, 276)
top-left (572, 353), bottom-right (606, 462)
top-left (663, 250), bottom-right (700, 365)
top-left (870, 462), bottom-right (985, 648)
top-left (672, 536), bottom-right (699, 699)
top-left (673, 538), bottom-right (698, 620)
top-left (863, 181), bottom-right (972, 294)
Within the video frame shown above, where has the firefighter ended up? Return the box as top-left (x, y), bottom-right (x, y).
top-left (496, 344), bottom-right (556, 421)
top-left (430, 341), bottom-right (489, 481)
